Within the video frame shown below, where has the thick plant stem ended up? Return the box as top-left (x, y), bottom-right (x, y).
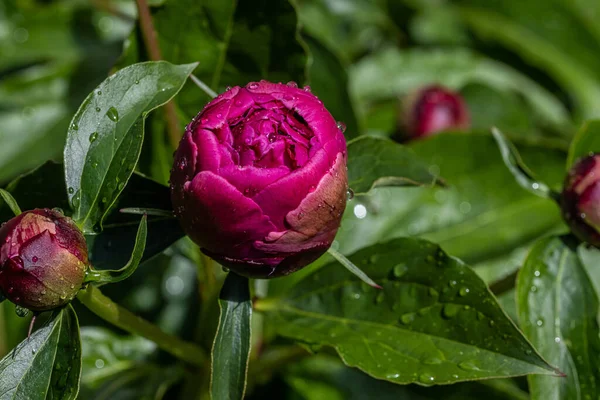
top-left (77, 285), bottom-right (207, 366)
top-left (135, 0), bottom-right (181, 149)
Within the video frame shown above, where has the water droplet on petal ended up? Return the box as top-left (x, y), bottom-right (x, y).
top-left (336, 121), bottom-right (346, 132)
top-left (303, 85), bottom-right (311, 92)
top-left (346, 188), bottom-right (354, 200)
top-left (31, 256), bottom-right (38, 263)
top-left (248, 83), bottom-right (259, 89)
top-left (286, 81), bottom-right (298, 88)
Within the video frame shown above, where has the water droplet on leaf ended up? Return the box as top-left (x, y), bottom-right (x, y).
top-left (106, 107), bottom-right (119, 122)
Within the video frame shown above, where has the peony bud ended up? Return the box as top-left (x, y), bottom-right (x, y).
top-left (401, 85), bottom-right (470, 139)
top-left (560, 154), bottom-right (600, 247)
top-left (0, 209), bottom-right (88, 311)
top-left (171, 81), bottom-right (348, 278)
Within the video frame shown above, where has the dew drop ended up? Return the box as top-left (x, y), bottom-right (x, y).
top-left (71, 122), bottom-right (78, 131)
top-left (442, 304), bottom-right (461, 319)
top-left (386, 373), bottom-right (400, 379)
top-left (286, 81), bottom-right (298, 88)
top-left (106, 107), bottom-right (119, 122)
top-left (555, 336), bottom-right (561, 343)
top-left (423, 357), bottom-right (442, 365)
top-left (95, 107), bottom-right (101, 112)
top-left (222, 267), bottom-right (230, 273)
top-left (458, 287), bottom-right (470, 297)
top-left (418, 373), bottom-right (435, 385)
top-left (489, 320), bottom-right (495, 327)
top-left (97, 91), bottom-right (102, 95)
top-left (248, 83), bottom-right (259, 89)
top-left (89, 132), bottom-right (98, 143)
top-left (303, 85), bottom-right (311, 92)
top-left (32, 256), bottom-right (38, 263)
top-left (336, 121), bottom-right (346, 132)
top-left (375, 292), bottom-right (385, 304)
top-left (530, 285), bottom-right (537, 293)
top-left (135, 80), bottom-right (140, 84)
top-left (534, 270), bottom-right (541, 277)
top-left (68, 187), bottom-right (75, 194)
top-left (458, 361), bottom-right (480, 371)
top-left (448, 280), bottom-right (457, 287)
top-left (346, 188), bottom-right (354, 200)
top-left (428, 287), bottom-right (438, 297)
top-left (393, 264), bottom-right (408, 278)
top-left (118, 182), bottom-right (125, 191)
top-left (400, 312), bottom-right (416, 325)
top-left (536, 319), bottom-right (544, 327)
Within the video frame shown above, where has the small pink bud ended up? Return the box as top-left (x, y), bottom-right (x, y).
top-left (402, 85), bottom-right (470, 139)
top-left (561, 154), bottom-right (600, 247)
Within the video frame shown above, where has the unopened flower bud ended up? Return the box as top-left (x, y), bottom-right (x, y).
top-left (0, 209), bottom-right (88, 311)
top-left (561, 154), bottom-right (600, 247)
top-left (171, 81), bottom-right (348, 278)
top-left (402, 85), bottom-right (470, 139)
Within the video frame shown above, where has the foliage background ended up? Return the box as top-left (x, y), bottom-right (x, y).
top-left (1, 0), bottom-right (600, 398)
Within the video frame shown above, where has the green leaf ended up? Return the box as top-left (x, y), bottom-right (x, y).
top-left (211, 273), bottom-right (252, 400)
top-left (259, 237), bottom-right (558, 385)
top-left (347, 136), bottom-right (438, 194)
top-left (336, 133), bottom-right (566, 264)
top-left (152, 0), bottom-right (306, 118)
top-left (64, 61), bottom-right (198, 234)
top-left (302, 34), bottom-right (360, 139)
top-left (517, 236), bottom-right (600, 399)
top-left (0, 162), bottom-right (70, 222)
top-left (567, 119), bottom-right (600, 168)
top-left (80, 327), bottom-right (156, 390)
top-left (85, 215), bottom-right (147, 285)
top-left (491, 128), bottom-right (553, 199)
top-left (0, 305), bottom-right (81, 400)
top-left (86, 172), bottom-right (184, 270)
top-left (457, 5), bottom-right (600, 119)
top-left (0, 189), bottom-right (21, 216)
top-left (285, 355), bottom-right (530, 400)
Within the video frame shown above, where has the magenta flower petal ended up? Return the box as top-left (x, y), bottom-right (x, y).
top-left (171, 80), bottom-right (348, 277)
top-left (182, 171), bottom-right (277, 259)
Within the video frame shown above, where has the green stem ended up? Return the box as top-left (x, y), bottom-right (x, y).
top-left (77, 285), bottom-right (207, 366)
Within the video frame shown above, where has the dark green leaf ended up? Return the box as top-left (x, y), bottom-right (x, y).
top-left (259, 238), bottom-right (558, 385)
top-left (303, 34), bottom-right (360, 139)
top-left (86, 173), bottom-right (184, 270)
top-left (153, 0), bottom-right (306, 118)
top-left (491, 128), bottom-right (553, 198)
top-left (86, 216), bottom-right (147, 285)
top-left (567, 119), bottom-right (600, 168)
top-left (0, 162), bottom-right (70, 222)
top-left (211, 273), bottom-right (252, 400)
top-left (0, 305), bottom-right (81, 400)
top-left (517, 236), bottom-right (600, 399)
top-left (347, 136), bottom-right (438, 194)
top-left (64, 61), bottom-right (197, 234)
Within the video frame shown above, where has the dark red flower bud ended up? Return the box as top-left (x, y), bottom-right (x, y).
top-left (0, 209), bottom-right (88, 311)
top-left (402, 85), bottom-right (470, 139)
top-left (561, 154), bottom-right (600, 247)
